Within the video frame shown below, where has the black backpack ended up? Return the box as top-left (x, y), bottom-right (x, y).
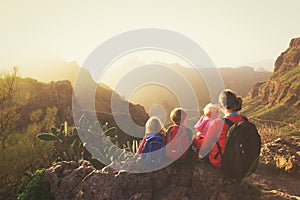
top-left (218, 116), bottom-right (261, 180)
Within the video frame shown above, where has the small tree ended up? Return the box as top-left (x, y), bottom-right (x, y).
top-left (0, 67), bottom-right (23, 149)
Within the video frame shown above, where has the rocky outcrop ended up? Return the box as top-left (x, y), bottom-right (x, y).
top-left (46, 160), bottom-right (260, 200)
top-left (274, 37), bottom-right (300, 72)
top-left (45, 138), bottom-right (300, 200)
top-left (290, 38), bottom-right (300, 49)
top-left (45, 160), bottom-right (95, 200)
top-left (246, 37), bottom-right (300, 123)
top-left (249, 79), bottom-right (299, 107)
top-left (261, 137), bottom-right (300, 179)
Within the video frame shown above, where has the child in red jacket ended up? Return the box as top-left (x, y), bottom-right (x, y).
top-left (165, 108), bottom-right (193, 162)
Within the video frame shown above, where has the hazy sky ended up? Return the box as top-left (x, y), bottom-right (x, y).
top-left (1, 0), bottom-right (300, 72)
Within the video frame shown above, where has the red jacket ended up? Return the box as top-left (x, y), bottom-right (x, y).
top-left (165, 125), bottom-right (193, 160)
top-left (199, 115), bottom-right (245, 168)
top-left (137, 136), bottom-right (147, 154)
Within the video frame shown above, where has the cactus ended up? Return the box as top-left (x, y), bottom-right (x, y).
top-left (37, 121), bottom-right (83, 161)
top-left (126, 141), bottom-right (131, 151)
top-left (104, 127), bottom-right (117, 136)
top-left (50, 127), bottom-right (58, 135)
top-left (37, 133), bottom-right (58, 141)
top-left (118, 149), bottom-right (127, 161)
top-left (121, 139), bottom-right (142, 154)
top-left (36, 114), bottom-right (138, 169)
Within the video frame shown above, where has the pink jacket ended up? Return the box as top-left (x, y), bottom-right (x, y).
top-left (194, 116), bottom-right (212, 138)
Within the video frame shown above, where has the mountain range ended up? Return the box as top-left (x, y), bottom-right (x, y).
top-left (129, 64), bottom-right (270, 121)
top-left (12, 60), bottom-right (273, 143)
top-left (13, 36), bottom-right (300, 141)
top-left (10, 56), bottom-right (271, 125)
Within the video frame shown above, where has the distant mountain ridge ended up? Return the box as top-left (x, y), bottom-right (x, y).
top-left (129, 64), bottom-right (270, 118)
top-left (15, 59), bottom-right (270, 124)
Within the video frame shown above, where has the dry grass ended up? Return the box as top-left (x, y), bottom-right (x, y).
top-left (257, 124), bottom-right (282, 144)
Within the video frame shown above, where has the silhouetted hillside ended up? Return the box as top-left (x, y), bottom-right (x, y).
top-left (16, 77), bottom-right (149, 144)
top-left (18, 80), bottom-right (74, 129)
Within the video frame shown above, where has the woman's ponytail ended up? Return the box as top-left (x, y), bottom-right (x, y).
top-left (219, 89), bottom-right (243, 112)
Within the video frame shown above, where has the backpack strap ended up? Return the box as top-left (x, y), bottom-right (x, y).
top-left (142, 136), bottom-right (150, 153)
top-left (214, 141), bottom-right (223, 159)
top-left (146, 136), bottom-right (152, 153)
top-left (186, 128), bottom-right (193, 142)
top-left (241, 115), bottom-right (248, 122)
top-left (214, 118), bottom-right (234, 160)
top-left (166, 126), bottom-right (175, 153)
top-left (223, 115), bottom-right (248, 125)
top-left (148, 134), bottom-right (164, 143)
top-left (222, 117), bottom-right (234, 127)
top-left (143, 135), bottom-right (153, 152)
top-left (177, 125), bottom-right (185, 154)
top-left (167, 128), bottom-right (170, 152)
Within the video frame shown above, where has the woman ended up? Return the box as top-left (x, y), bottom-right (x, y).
top-left (198, 89), bottom-right (245, 168)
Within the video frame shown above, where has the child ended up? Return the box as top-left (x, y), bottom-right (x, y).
top-left (136, 116), bottom-right (165, 154)
top-left (136, 116), bottom-right (166, 168)
top-left (165, 108), bottom-right (193, 162)
top-left (194, 103), bottom-right (219, 138)
top-left (193, 103), bottom-right (219, 160)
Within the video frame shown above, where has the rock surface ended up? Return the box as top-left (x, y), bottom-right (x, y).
top-left (261, 138), bottom-right (300, 179)
top-left (274, 37), bottom-right (300, 72)
top-left (45, 138), bottom-right (300, 200)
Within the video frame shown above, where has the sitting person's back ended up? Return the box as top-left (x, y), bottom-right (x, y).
top-left (165, 108), bottom-right (193, 162)
top-left (199, 89), bottom-right (245, 168)
top-left (137, 116), bottom-right (165, 168)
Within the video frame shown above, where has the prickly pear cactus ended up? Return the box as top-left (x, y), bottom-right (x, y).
top-left (37, 114), bottom-right (138, 169)
top-left (37, 122), bottom-right (83, 161)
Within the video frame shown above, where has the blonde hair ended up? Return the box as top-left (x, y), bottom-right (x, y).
top-left (170, 108), bottom-right (187, 125)
top-left (203, 103), bottom-right (219, 118)
top-left (145, 116), bottom-right (165, 135)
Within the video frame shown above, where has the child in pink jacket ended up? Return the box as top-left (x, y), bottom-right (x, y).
top-left (194, 103), bottom-right (219, 138)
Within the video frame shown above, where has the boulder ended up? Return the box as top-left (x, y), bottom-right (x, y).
top-left (261, 138), bottom-right (300, 179)
top-left (45, 160), bottom-right (261, 200)
top-left (45, 138), bottom-right (300, 200)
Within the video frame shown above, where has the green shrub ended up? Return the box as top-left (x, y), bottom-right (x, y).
top-left (18, 169), bottom-right (53, 200)
top-left (0, 130), bottom-right (52, 199)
